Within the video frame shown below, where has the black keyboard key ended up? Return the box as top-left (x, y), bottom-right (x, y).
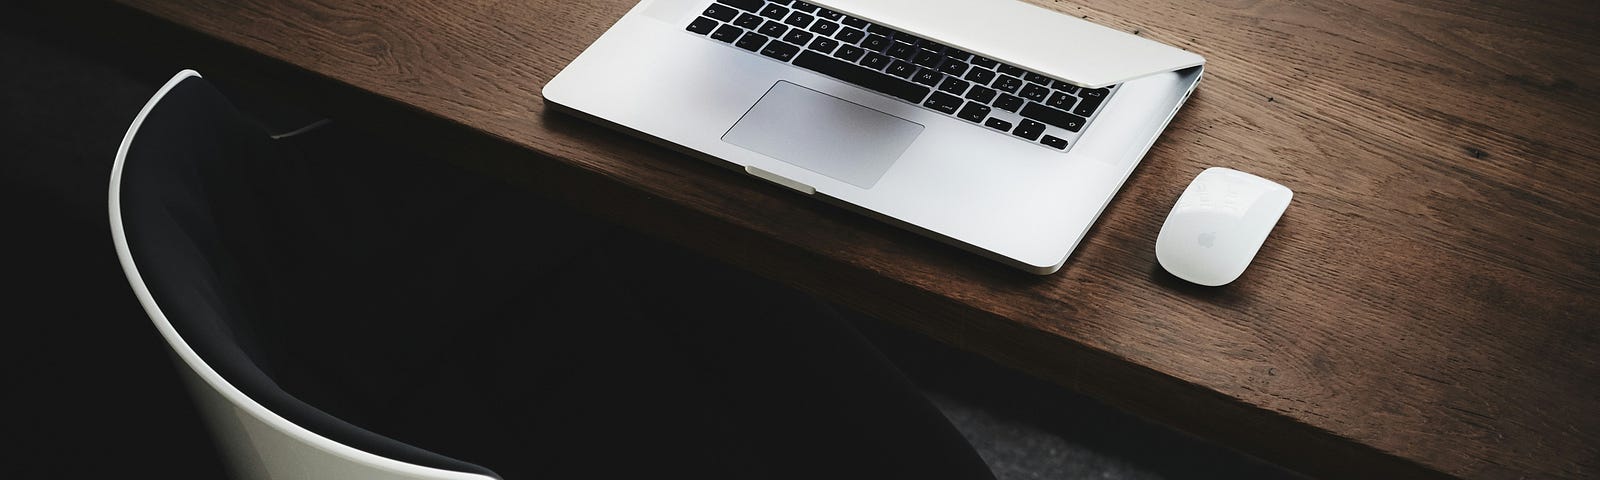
top-left (997, 64), bottom-right (1025, 77)
top-left (1021, 102), bottom-right (1087, 131)
top-left (862, 34), bottom-right (890, 51)
top-left (784, 12), bottom-right (814, 28)
top-left (782, 29), bottom-right (813, 46)
top-left (938, 60), bottom-right (968, 76)
top-left (836, 27), bottom-right (865, 44)
top-left (1072, 96), bottom-right (1105, 117)
top-left (894, 32), bottom-right (925, 46)
top-left (792, 51), bottom-right (930, 104)
top-left (866, 23), bottom-right (892, 35)
top-left (992, 75), bottom-right (1023, 93)
top-left (703, 4), bottom-right (739, 22)
top-left (808, 37), bottom-right (839, 54)
top-left (912, 69), bottom-right (941, 86)
top-left (770, 0), bottom-right (791, 4)
top-left (760, 40), bottom-right (801, 61)
top-left (759, 4), bottom-right (788, 19)
top-left (717, 0), bottom-right (764, 12)
top-left (1020, 83), bottom-right (1050, 102)
top-left (937, 76), bottom-right (970, 95)
top-left (687, 17), bottom-right (718, 35)
top-left (964, 85), bottom-right (997, 103)
top-left (971, 56), bottom-right (997, 68)
top-left (945, 48), bottom-right (972, 62)
top-left (994, 93), bottom-right (1024, 112)
top-left (736, 32), bottom-right (768, 51)
top-left (1046, 91), bottom-right (1076, 110)
top-left (860, 52), bottom-right (891, 70)
top-left (842, 15), bottom-right (870, 29)
top-left (793, 1), bottom-right (818, 12)
top-left (734, 12), bottom-right (764, 29)
top-left (1081, 87), bottom-right (1110, 99)
top-left (1040, 135), bottom-right (1069, 150)
top-left (985, 118), bottom-right (1012, 131)
top-left (816, 8), bottom-right (843, 20)
top-left (957, 101), bottom-right (991, 122)
top-left (758, 20), bottom-right (787, 37)
top-left (887, 60), bottom-right (916, 78)
top-left (1023, 72), bottom-right (1051, 84)
top-left (886, 41), bottom-right (916, 60)
top-left (1052, 80), bottom-right (1080, 93)
top-left (912, 49), bottom-right (942, 68)
top-left (810, 20), bottom-right (839, 35)
top-left (834, 44), bottom-right (864, 61)
top-left (964, 68), bottom-right (994, 84)
top-left (1013, 119), bottom-right (1046, 140)
top-left (711, 24), bottom-right (743, 43)
top-left (924, 91), bottom-right (963, 114)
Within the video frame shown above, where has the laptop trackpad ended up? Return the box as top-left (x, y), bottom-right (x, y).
top-left (723, 81), bottom-right (923, 189)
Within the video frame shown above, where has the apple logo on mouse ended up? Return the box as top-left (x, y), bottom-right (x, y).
top-left (1198, 231), bottom-right (1217, 248)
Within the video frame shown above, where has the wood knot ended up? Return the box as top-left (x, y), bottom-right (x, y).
top-left (1465, 146), bottom-right (1488, 159)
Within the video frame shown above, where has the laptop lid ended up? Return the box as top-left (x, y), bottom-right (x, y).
top-left (808, 0), bottom-right (1203, 88)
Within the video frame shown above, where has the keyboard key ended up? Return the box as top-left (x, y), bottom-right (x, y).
top-left (1020, 83), bottom-right (1050, 102)
top-left (1040, 135), bottom-right (1069, 150)
top-left (834, 44), bottom-right (865, 62)
top-left (924, 91), bottom-right (963, 114)
top-left (863, 34), bottom-right (890, 51)
top-left (770, 0), bottom-right (791, 4)
top-left (860, 52), bottom-right (891, 70)
top-left (736, 32), bottom-right (768, 51)
top-left (1021, 102), bottom-right (1087, 131)
top-left (1046, 91), bottom-right (1076, 109)
top-left (867, 23), bottom-right (892, 35)
top-left (842, 15), bottom-right (870, 29)
top-left (945, 48), bottom-right (972, 62)
top-left (992, 75), bottom-right (1023, 93)
top-left (758, 20), bottom-right (787, 37)
top-left (792, 51), bottom-right (930, 104)
top-left (783, 29), bottom-right (813, 46)
top-left (759, 4), bottom-right (788, 19)
top-left (686, 17), bottom-right (718, 35)
top-left (938, 76), bottom-right (970, 95)
top-left (912, 68), bottom-right (941, 86)
top-left (810, 20), bottom-right (839, 35)
top-left (1051, 80), bottom-right (1080, 93)
top-left (963, 68), bottom-right (994, 84)
top-left (711, 24), bottom-right (743, 43)
top-left (912, 49), bottom-right (942, 68)
top-left (836, 27), bottom-right (865, 44)
top-left (997, 64), bottom-right (1025, 77)
top-left (1072, 96), bottom-right (1105, 117)
top-left (993, 93), bottom-right (1024, 112)
top-left (793, 1), bottom-right (818, 13)
top-left (1023, 72), bottom-right (1051, 84)
top-left (784, 12), bottom-right (814, 28)
top-left (703, 4), bottom-right (738, 22)
top-left (971, 56), bottom-right (997, 68)
top-left (985, 118), bottom-right (1012, 131)
top-left (717, 0), bottom-right (764, 12)
top-left (808, 37), bottom-right (839, 54)
top-left (1081, 87), bottom-right (1110, 99)
top-left (957, 101), bottom-right (991, 122)
top-left (887, 60), bottom-right (916, 78)
top-left (1013, 119), bottom-right (1046, 140)
top-left (964, 85), bottom-right (997, 103)
top-left (734, 12), bottom-right (763, 29)
top-left (816, 8), bottom-right (843, 20)
top-left (886, 41), bottom-right (917, 60)
top-left (760, 40), bottom-right (801, 61)
top-left (938, 60), bottom-right (968, 76)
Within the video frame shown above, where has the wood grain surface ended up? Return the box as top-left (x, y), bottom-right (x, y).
top-left (84, 0), bottom-right (1599, 478)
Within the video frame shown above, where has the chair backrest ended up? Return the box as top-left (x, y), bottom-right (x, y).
top-left (108, 70), bottom-right (499, 480)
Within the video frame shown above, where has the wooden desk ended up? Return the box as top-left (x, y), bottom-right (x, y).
top-left (82, 0), bottom-right (1598, 477)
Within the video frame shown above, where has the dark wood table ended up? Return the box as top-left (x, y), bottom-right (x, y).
top-left (80, 0), bottom-right (1599, 478)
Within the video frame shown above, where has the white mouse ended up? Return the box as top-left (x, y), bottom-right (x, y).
top-left (1156, 167), bottom-right (1293, 286)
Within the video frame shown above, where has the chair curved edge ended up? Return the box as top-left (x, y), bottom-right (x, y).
top-left (108, 69), bottom-right (498, 480)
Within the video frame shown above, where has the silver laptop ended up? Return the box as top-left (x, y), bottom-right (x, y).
top-left (544, 0), bottom-right (1204, 274)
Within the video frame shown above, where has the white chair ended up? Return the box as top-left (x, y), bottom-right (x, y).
top-left (108, 70), bottom-right (500, 480)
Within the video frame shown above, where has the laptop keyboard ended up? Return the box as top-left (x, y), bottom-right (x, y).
top-left (687, 0), bottom-right (1117, 152)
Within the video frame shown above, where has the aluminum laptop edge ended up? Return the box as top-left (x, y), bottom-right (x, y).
top-left (543, 0), bottom-right (1204, 274)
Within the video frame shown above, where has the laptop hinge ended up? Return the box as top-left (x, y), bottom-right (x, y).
top-left (745, 166), bottom-right (816, 195)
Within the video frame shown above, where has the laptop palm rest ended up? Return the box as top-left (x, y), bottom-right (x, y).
top-left (723, 81), bottom-right (922, 189)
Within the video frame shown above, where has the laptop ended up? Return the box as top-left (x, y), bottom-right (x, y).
top-left (544, 0), bottom-right (1204, 274)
